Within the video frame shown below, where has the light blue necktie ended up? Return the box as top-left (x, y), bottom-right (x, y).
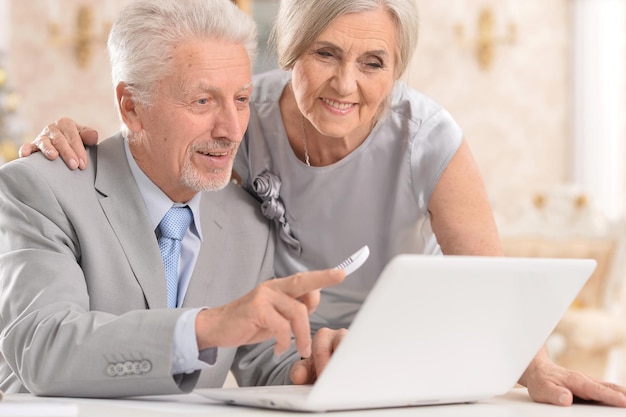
top-left (157, 206), bottom-right (193, 308)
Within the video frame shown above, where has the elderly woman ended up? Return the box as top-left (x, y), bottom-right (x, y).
top-left (21, 0), bottom-right (626, 407)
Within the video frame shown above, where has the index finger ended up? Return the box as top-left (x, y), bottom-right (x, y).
top-left (270, 269), bottom-right (345, 299)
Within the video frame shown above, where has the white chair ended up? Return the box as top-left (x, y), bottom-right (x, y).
top-left (498, 186), bottom-right (626, 382)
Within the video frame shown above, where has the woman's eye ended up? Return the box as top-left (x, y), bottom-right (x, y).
top-left (362, 57), bottom-right (384, 69)
top-left (316, 50), bottom-right (334, 58)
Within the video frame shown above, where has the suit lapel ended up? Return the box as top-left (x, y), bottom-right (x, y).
top-left (183, 191), bottom-right (227, 308)
top-left (95, 135), bottom-right (167, 308)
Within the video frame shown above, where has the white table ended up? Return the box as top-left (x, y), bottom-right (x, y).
top-left (0, 388), bottom-right (623, 416)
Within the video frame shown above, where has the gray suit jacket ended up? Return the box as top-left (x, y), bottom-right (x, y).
top-left (0, 134), bottom-right (293, 397)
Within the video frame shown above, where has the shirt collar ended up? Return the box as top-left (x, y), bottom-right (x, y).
top-left (123, 138), bottom-right (203, 241)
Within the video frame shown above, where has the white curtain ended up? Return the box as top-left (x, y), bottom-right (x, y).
top-left (0, 0), bottom-right (8, 53)
top-left (572, 0), bottom-right (626, 221)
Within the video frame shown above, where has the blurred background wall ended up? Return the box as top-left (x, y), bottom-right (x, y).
top-left (2, 0), bottom-right (623, 222)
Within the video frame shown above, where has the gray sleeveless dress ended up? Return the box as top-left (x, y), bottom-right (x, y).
top-left (234, 70), bottom-right (462, 331)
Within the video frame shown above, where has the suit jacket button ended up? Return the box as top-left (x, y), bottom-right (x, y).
top-left (140, 360), bottom-right (152, 373)
top-left (114, 363), bottom-right (125, 376)
top-left (132, 361), bottom-right (142, 375)
top-left (106, 364), bottom-right (117, 377)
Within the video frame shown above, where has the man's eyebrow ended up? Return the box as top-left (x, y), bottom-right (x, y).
top-left (239, 81), bottom-right (254, 92)
top-left (195, 82), bottom-right (219, 93)
top-left (191, 81), bottom-right (253, 94)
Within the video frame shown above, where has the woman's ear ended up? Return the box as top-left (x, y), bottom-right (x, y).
top-left (116, 83), bottom-right (142, 133)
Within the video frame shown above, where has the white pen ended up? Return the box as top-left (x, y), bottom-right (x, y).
top-left (334, 245), bottom-right (370, 276)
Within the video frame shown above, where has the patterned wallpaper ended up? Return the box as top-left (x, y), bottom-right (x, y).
top-left (9, 0), bottom-right (123, 140)
top-left (3, 0), bottom-right (597, 224)
top-left (407, 1), bottom-right (570, 224)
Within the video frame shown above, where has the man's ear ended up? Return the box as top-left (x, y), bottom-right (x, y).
top-left (116, 83), bottom-right (142, 133)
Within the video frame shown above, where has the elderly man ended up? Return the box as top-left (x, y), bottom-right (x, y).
top-left (0, 0), bottom-right (344, 398)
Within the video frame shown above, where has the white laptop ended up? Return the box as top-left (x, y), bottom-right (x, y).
top-left (196, 255), bottom-right (596, 412)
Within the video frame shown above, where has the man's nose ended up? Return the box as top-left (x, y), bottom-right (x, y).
top-left (214, 104), bottom-right (247, 143)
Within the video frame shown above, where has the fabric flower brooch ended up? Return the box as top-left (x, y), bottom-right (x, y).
top-left (251, 170), bottom-right (301, 254)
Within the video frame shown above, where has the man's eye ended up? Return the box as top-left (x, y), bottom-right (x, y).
top-left (197, 98), bottom-right (209, 105)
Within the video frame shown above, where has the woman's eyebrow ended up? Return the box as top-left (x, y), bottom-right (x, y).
top-left (313, 40), bottom-right (389, 57)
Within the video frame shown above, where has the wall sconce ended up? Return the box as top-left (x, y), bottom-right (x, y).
top-left (231, 0), bottom-right (253, 14)
top-left (47, 2), bottom-right (116, 69)
top-left (454, 6), bottom-right (517, 71)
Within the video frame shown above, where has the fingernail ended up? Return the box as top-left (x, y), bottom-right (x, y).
top-left (78, 159), bottom-right (86, 170)
top-left (68, 159), bottom-right (78, 170)
top-left (558, 393), bottom-right (569, 405)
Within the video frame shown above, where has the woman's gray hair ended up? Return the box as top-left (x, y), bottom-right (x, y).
top-left (108, 0), bottom-right (257, 108)
top-left (273, 0), bottom-right (419, 79)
